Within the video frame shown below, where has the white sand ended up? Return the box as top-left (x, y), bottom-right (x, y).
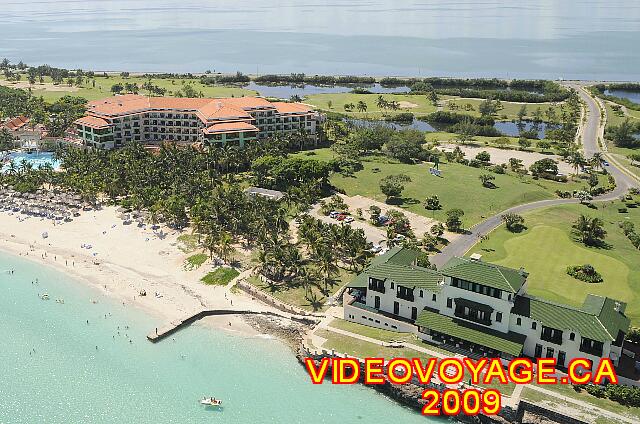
top-left (0, 206), bottom-right (286, 337)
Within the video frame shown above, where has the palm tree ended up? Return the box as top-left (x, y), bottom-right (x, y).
top-left (572, 215), bottom-right (607, 246)
top-left (568, 152), bottom-right (585, 177)
top-left (356, 100), bottom-right (368, 114)
top-left (590, 153), bottom-right (604, 172)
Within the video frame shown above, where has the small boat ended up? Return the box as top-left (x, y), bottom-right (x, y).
top-left (200, 397), bottom-right (223, 407)
top-left (40, 293), bottom-right (50, 300)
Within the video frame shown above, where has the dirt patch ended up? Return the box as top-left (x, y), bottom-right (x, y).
top-left (439, 143), bottom-right (573, 175)
top-left (397, 101), bottom-right (418, 109)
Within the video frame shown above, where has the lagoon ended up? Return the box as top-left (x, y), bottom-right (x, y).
top-left (604, 89), bottom-right (640, 104)
top-left (0, 251), bottom-right (432, 423)
top-left (1, 0), bottom-right (639, 80)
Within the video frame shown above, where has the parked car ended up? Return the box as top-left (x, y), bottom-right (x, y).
top-left (344, 216), bottom-right (354, 223)
top-left (378, 215), bottom-right (389, 225)
top-left (370, 244), bottom-right (383, 253)
top-left (329, 211), bottom-right (339, 218)
top-left (393, 234), bottom-right (406, 242)
top-left (336, 214), bottom-right (347, 221)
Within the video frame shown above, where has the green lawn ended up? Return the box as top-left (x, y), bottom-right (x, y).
top-left (304, 93), bottom-right (438, 118)
top-left (184, 253), bottom-right (208, 270)
top-left (296, 148), bottom-right (598, 226)
top-left (522, 386), bottom-right (638, 422)
top-left (443, 98), bottom-right (564, 122)
top-left (604, 100), bottom-right (640, 129)
top-left (328, 318), bottom-right (416, 343)
top-left (467, 202), bottom-right (640, 324)
top-left (246, 268), bottom-right (355, 312)
top-left (201, 267), bottom-right (240, 286)
top-left (1, 75), bottom-right (256, 102)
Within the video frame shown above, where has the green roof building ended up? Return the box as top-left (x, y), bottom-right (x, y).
top-left (344, 248), bottom-right (629, 367)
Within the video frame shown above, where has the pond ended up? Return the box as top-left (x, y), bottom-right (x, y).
top-left (493, 121), bottom-right (553, 139)
top-left (1, 151), bottom-right (62, 173)
top-left (345, 118), bottom-right (438, 132)
top-left (244, 82), bottom-right (410, 98)
top-left (604, 89), bottom-right (640, 104)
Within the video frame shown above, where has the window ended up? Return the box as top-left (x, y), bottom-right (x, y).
top-left (419, 290), bottom-right (423, 298)
top-left (411, 307), bottom-right (418, 320)
top-left (391, 282), bottom-right (394, 289)
top-left (546, 347), bottom-right (555, 358)
top-left (446, 298), bottom-right (452, 308)
top-left (570, 333), bottom-right (575, 341)
top-left (393, 301), bottom-right (399, 315)
top-left (532, 322), bottom-right (537, 330)
top-left (535, 344), bottom-right (543, 357)
top-left (516, 317), bottom-right (522, 326)
top-left (432, 294), bottom-right (436, 302)
top-left (496, 312), bottom-right (502, 323)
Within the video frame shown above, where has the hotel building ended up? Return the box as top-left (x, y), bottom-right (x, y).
top-left (73, 94), bottom-right (319, 149)
top-left (345, 247), bottom-right (630, 368)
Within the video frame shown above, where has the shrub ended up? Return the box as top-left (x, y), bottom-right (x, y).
top-left (502, 213), bottom-right (525, 233)
top-left (423, 195), bottom-right (442, 210)
top-left (566, 264), bottom-right (603, 283)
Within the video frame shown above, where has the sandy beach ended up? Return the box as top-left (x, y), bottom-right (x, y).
top-left (0, 205), bottom-right (284, 338)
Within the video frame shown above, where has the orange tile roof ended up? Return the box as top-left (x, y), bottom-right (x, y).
top-left (74, 115), bottom-right (111, 129)
top-left (272, 102), bottom-right (314, 115)
top-left (203, 121), bottom-right (259, 135)
top-left (84, 95), bottom-right (314, 124)
top-left (3, 115), bottom-right (30, 131)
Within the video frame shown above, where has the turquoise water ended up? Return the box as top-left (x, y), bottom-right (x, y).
top-left (2, 151), bottom-right (61, 172)
top-left (0, 0), bottom-right (639, 80)
top-left (0, 252), bottom-right (435, 423)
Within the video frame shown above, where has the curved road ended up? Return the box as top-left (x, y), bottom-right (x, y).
top-left (432, 85), bottom-right (639, 268)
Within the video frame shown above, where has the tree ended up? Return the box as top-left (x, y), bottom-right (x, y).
top-left (587, 173), bottom-right (599, 194)
top-left (475, 151), bottom-right (491, 163)
top-left (502, 213), bottom-right (525, 233)
top-left (428, 91), bottom-right (439, 106)
top-left (430, 222), bottom-right (445, 238)
top-left (568, 152), bottom-right (585, 176)
top-left (416, 251), bottom-right (434, 269)
top-left (423, 195), bottom-right (442, 210)
top-left (479, 173), bottom-right (496, 188)
top-left (379, 174), bottom-right (411, 203)
top-left (479, 98), bottom-right (498, 117)
top-left (356, 100), bottom-right (368, 114)
top-left (494, 137), bottom-right (510, 148)
top-left (384, 130), bottom-right (425, 163)
top-left (590, 153), bottom-right (604, 171)
top-left (368, 205), bottom-right (381, 225)
top-left (608, 119), bottom-right (639, 148)
top-left (572, 215), bottom-right (607, 246)
top-left (111, 83), bottom-right (124, 94)
top-left (518, 137), bottom-right (532, 150)
top-left (509, 158), bottom-right (524, 173)
top-left (517, 105), bottom-right (527, 121)
top-left (537, 140), bottom-right (551, 152)
top-left (445, 209), bottom-right (464, 232)
top-left (530, 158), bottom-right (559, 177)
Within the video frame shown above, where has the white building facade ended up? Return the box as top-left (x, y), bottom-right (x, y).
top-left (345, 248), bottom-right (629, 368)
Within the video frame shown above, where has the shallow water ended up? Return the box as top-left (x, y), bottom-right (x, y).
top-left (1, 0), bottom-right (639, 80)
top-left (0, 252), bottom-right (435, 423)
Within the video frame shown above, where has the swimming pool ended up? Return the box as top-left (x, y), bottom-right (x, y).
top-left (1, 151), bottom-right (62, 172)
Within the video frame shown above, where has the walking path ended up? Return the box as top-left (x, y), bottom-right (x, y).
top-left (432, 85), bottom-right (639, 267)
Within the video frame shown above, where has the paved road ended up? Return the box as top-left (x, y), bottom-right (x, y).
top-left (431, 85), bottom-right (639, 268)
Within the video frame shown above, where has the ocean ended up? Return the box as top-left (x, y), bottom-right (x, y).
top-left (0, 251), bottom-right (434, 423)
top-left (0, 0), bottom-right (639, 80)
